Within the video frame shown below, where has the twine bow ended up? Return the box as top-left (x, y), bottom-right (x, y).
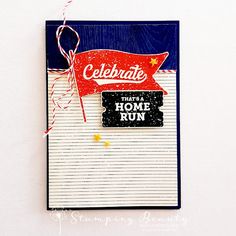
top-left (44, 0), bottom-right (86, 136)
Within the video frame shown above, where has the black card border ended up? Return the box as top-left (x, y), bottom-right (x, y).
top-left (46, 20), bottom-right (181, 210)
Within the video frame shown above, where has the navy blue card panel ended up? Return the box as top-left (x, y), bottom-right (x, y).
top-left (46, 21), bottom-right (179, 70)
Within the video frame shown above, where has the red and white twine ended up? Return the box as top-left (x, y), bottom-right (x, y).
top-left (156, 70), bottom-right (177, 73)
top-left (44, 0), bottom-right (86, 136)
top-left (62, 0), bottom-right (73, 25)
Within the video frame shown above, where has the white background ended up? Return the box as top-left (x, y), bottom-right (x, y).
top-left (0, 0), bottom-right (236, 235)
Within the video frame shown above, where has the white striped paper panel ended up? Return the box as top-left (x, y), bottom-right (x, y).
top-left (48, 72), bottom-right (179, 208)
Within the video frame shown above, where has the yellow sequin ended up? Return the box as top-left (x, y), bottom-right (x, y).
top-left (93, 134), bottom-right (102, 142)
top-left (104, 140), bottom-right (111, 147)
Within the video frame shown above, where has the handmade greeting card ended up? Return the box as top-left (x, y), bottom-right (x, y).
top-left (46, 21), bottom-right (180, 209)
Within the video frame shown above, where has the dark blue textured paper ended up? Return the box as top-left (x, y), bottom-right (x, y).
top-left (46, 21), bottom-right (179, 70)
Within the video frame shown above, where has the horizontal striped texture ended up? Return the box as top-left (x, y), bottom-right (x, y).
top-left (48, 72), bottom-right (178, 208)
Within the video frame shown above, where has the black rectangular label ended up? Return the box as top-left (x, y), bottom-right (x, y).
top-left (102, 91), bottom-right (163, 127)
